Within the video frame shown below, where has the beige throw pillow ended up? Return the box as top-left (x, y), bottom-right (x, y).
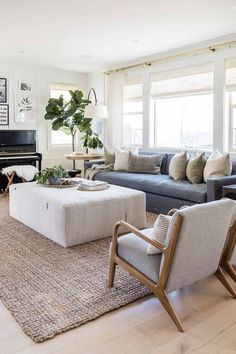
top-left (203, 153), bottom-right (232, 182)
top-left (147, 214), bottom-right (172, 255)
top-left (127, 152), bottom-right (163, 174)
top-left (169, 151), bottom-right (188, 181)
top-left (104, 147), bottom-right (115, 165)
top-left (114, 148), bottom-right (129, 171)
top-left (114, 147), bottom-right (138, 171)
top-left (186, 153), bottom-right (206, 184)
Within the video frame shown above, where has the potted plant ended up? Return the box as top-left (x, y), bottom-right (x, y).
top-left (44, 90), bottom-right (104, 168)
top-left (36, 166), bottom-right (68, 185)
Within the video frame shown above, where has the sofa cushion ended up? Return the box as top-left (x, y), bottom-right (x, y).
top-left (95, 172), bottom-right (207, 203)
top-left (139, 151), bottom-right (175, 175)
top-left (104, 147), bottom-right (115, 165)
top-left (115, 229), bottom-right (162, 282)
top-left (186, 153), bottom-right (207, 184)
top-left (147, 214), bottom-right (172, 255)
top-left (114, 147), bottom-right (138, 171)
top-left (203, 152), bottom-right (232, 182)
top-left (169, 151), bottom-right (189, 181)
top-left (128, 152), bottom-right (163, 174)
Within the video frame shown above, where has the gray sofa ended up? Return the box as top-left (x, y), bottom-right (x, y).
top-left (85, 152), bottom-right (236, 213)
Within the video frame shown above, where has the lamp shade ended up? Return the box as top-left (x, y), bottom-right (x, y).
top-left (84, 104), bottom-right (108, 119)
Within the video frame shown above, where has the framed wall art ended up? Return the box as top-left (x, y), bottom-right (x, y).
top-left (0, 104), bottom-right (9, 125)
top-left (15, 94), bottom-right (36, 123)
top-left (0, 78), bottom-right (7, 103)
top-left (18, 81), bottom-right (32, 92)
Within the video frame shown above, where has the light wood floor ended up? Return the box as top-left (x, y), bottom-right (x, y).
top-left (1, 195), bottom-right (236, 353)
top-left (0, 275), bottom-right (236, 354)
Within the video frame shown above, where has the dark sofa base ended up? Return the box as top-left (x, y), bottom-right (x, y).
top-left (85, 153), bottom-right (236, 213)
top-left (94, 171), bottom-right (197, 213)
top-left (145, 192), bottom-right (196, 214)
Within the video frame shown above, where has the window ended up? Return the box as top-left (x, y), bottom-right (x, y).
top-left (225, 58), bottom-right (236, 151)
top-left (229, 92), bottom-right (236, 150)
top-left (123, 83), bottom-right (143, 146)
top-left (50, 83), bottom-right (77, 146)
top-left (151, 64), bottom-right (213, 150)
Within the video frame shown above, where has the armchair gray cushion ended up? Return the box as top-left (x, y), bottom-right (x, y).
top-left (115, 199), bottom-right (235, 292)
top-left (116, 228), bottom-right (162, 282)
top-left (165, 199), bottom-right (236, 293)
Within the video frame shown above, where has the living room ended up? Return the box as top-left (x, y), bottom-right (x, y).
top-left (1, 1), bottom-right (236, 353)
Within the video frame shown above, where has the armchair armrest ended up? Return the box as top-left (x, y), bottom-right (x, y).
top-left (168, 209), bottom-right (178, 216)
top-left (112, 220), bottom-right (166, 253)
top-left (207, 175), bottom-right (236, 201)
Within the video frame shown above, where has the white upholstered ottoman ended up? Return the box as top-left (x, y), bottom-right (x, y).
top-left (9, 182), bottom-right (146, 247)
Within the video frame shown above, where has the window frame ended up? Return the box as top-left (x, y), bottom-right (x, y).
top-left (48, 83), bottom-right (78, 150)
top-left (229, 91), bottom-right (236, 152)
top-left (152, 90), bottom-right (213, 150)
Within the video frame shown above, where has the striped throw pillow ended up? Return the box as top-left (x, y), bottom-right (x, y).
top-left (147, 214), bottom-right (172, 255)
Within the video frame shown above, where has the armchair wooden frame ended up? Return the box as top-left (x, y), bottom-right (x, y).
top-left (108, 214), bottom-right (236, 332)
top-left (221, 219), bottom-right (236, 283)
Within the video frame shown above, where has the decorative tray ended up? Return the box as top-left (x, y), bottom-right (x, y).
top-left (42, 180), bottom-right (81, 188)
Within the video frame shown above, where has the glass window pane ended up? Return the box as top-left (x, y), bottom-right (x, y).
top-left (51, 89), bottom-right (71, 103)
top-left (232, 108), bottom-right (236, 129)
top-left (123, 101), bottom-right (143, 113)
top-left (123, 114), bottom-right (143, 146)
top-left (154, 94), bottom-right (213, 149)
top-left (50, 85), bottom-right (75, 145)
top-left (51, 130), bottom-right (71, 145)
top-left (232, 92), bottom-right (236, 105)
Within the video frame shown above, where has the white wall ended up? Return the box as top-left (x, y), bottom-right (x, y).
top-left (0, 61), bottom-right (88, 169)
top-left (88, 40), bottom-right (236, 154)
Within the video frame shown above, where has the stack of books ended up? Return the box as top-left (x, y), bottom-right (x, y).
top-left (78, 180), bottom-right (109, 191)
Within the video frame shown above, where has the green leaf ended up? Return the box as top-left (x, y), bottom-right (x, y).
top-left (60, 126), bottom-right (72, 135)
top-left (45, 88), bottom-right (103, 153)
top-left (52, 117), bottom-right (64, 130)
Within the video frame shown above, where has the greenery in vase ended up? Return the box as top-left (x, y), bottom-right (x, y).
top-left (36, 166), bottom-right (68, 184)
top-left (44, 90), bottom-right (104, 165)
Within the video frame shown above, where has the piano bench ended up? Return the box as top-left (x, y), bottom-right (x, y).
top-left (3, 172), bottom-right (26, 197)
top-left (1, 165), bottom-right (38, 196)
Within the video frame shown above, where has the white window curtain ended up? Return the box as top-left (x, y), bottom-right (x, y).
top-left (151, 63), bottom-right (213, 97)
top-left (225, 58), bottom-right (236, 92)
top-left (106, 72), bottom-right (124, 149)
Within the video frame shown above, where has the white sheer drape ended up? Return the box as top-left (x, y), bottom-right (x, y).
top-left (106, 72), bottom-right (124, 149)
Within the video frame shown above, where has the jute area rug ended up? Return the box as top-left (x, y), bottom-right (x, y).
top-left (0, 196), bottom-right (157, 343)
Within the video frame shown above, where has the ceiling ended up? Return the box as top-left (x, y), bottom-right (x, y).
top-left (1, 0), bottom-right (236, 73)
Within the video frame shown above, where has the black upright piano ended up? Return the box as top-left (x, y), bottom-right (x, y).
top-left (0, 130), bottom-right (42, 193)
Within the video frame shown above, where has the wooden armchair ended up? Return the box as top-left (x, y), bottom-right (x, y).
top-left (221, 216), bottom-right (236, 283)
top-left (108, 199), bottom-right (236, 332)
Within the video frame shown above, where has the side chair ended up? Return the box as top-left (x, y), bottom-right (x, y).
top-left (108, 199), bottom-right (236, 332)
top-left (221, 215), bottom-right (236, 283)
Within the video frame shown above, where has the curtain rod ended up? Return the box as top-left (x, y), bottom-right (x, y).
top-left (104, 39), bottom-right (236, 75)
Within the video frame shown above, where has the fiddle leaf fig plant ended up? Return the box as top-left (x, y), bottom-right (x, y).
top-left (44, 90), bottom-right (104, 167)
